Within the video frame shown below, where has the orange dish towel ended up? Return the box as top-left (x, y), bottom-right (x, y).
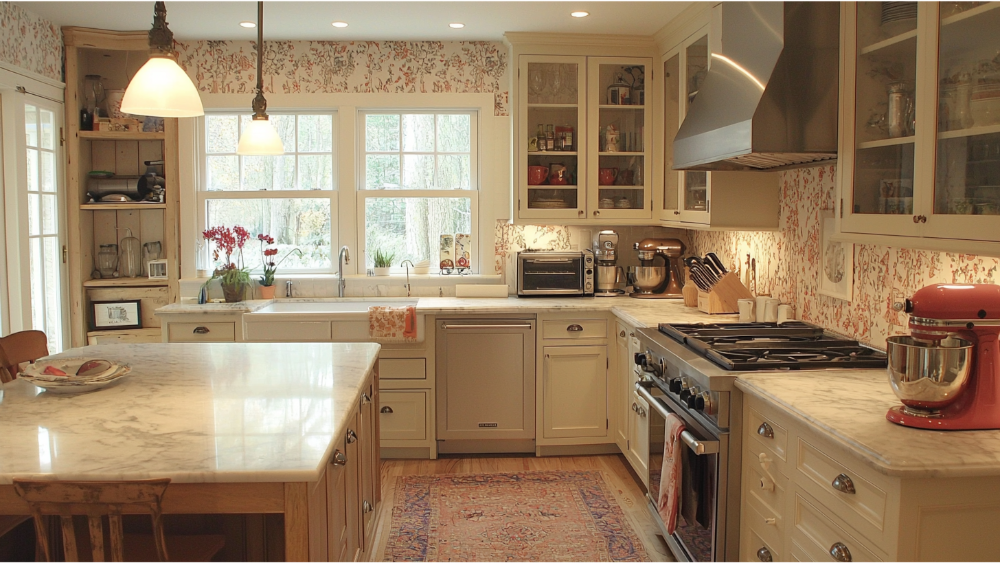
top-left (369, 306), bottom-right (418, 343)
top-left (657, 413), bottom-right (686, 534)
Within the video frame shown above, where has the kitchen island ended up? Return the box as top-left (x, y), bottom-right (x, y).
top-left (0, 342), bottom-right (382, 561)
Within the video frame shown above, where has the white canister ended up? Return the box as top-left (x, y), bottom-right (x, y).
top-left (777, 304), bottom-right (794, 324)
top-left (755, 295), bottom-right (771, 322)
top-left (763, 298), bottom-right (781, 323)
top-left (737, 299), bottom-right (756, 322)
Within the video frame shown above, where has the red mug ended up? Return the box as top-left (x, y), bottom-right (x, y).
top-left (598, 167), bottom-right (618, 186)
top-left (528, 166), bottom-right (549, 185)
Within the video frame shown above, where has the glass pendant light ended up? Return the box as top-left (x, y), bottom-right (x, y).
top-left (121, 2), bottom-right (204, 117)
top-left (237, 2), bottom-right (284, 155)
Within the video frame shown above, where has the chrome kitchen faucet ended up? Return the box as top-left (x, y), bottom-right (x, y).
top-left (338, 246), bottom-right (351, 297)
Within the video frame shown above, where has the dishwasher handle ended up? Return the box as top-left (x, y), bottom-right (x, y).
top-left (441, 323), bottom-right (533, 330)
top-left (635, 382), bottom-right (720, 456)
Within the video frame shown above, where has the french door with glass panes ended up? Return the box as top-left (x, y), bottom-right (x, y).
top-left (13, 99), bottom-right (67, 352)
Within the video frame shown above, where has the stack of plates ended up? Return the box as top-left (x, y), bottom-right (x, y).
top-left (19, 358), bottom-right (132, 394)
top-left (881, 2), bottom-right (917, 35)
top-left (532, 199), bottom-right (571, 209)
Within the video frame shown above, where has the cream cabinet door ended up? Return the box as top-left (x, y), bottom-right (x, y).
top-left (541, 345), bottom-right (608, 439)
top-left (628, 389), bottom-right (650, 484)
top-left (614, 324), bottom-right (630, 451)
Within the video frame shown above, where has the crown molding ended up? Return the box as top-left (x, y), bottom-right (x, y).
top-left (503, 32), bottom-right (655, 50)
top-left (63, 27), bottom-right (150, 50)
top-left (652, 2), bottom-right (712, 52)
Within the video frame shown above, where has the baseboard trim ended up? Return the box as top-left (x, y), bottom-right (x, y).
top-left (535, 443), bottom-right (621, 457)
top-left (381, 447), bottom-right (432, 459)
top-left (436, 439), bottom-right (536, 454)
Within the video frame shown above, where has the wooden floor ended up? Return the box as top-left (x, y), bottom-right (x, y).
top-left (371, 454), bottom-right (675, 562)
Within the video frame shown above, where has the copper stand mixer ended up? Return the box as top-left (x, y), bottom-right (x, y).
top-left (886, 284), bottom-right (1000, 430)
top-left (629, 238), bottom-right (685, 299)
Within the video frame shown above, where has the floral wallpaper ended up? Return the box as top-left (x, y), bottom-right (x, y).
top-left (689, 164), bottom-right (1000, 350)
top-left (175, 40), bottom-right (510, 115)
top-left (0, 2), bottom-right (62, 81)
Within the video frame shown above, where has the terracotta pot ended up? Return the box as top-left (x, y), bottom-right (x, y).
top-left (221, 281), bottom-right (248, 303)
top-left (259, 285), bottom-right (276, 299)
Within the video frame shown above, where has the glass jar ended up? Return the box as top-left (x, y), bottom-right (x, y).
top-left (97, 244), bottom-right (119, 278)
top-left (82, 75), bottom-right (106, 116)
top-left (607, 73), bottom-right (631, 105)
top-left (119, 228), bottom-right (141, 278)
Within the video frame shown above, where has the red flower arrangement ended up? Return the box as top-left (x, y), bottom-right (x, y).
top-left (257, 233), bottom-right (302, 287)
top-left (202, 225), bottom-right (252, 300)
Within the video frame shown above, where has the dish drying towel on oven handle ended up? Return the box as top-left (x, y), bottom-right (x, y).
top-left (658, 413), bottom-right (686, 534)
top-left (368, 306), bottom-right (418, 343)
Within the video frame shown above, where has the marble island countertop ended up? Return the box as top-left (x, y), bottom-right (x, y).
top-left (0, 342), bottom-right (380, 484)
top-left (736, 370), bottom-right (1000, 478)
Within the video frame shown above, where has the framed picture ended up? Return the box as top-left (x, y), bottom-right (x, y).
top-left (91, 300), bottom-right (142, 330)
top-left (818, 210), bottom-right (854, 301)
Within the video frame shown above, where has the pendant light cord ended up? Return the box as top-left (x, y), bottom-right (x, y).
top-left (251, 1), bottom-right (268, 120)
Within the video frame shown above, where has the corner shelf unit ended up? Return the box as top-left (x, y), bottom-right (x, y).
top-left (64, 27), bottom-right (180, 347)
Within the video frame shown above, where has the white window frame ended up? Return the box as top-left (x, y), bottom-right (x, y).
top-left (195, 110), bottom-right (339, 274)
top-left (357, 109), bottom-right (480, 273)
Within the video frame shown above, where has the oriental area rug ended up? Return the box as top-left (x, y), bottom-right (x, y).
top-left (383, 470), bottom-right (651, 562)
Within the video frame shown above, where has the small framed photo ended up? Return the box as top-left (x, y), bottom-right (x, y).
top-left (91, 300), bottom-right (142, 331)
top-left (818, 210), bottom-right (854, 302)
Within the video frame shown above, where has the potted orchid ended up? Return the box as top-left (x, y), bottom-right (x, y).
top-left (256, 233), bottom-right (302, 299)
top-left (202, 225), bottom-right (252, 303)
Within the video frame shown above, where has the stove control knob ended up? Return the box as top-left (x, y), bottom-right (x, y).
top-left (694, 393), bottom-right (706, 411)
top-left (668, 378), bottom-right (682, 393)
top-left (685, 386), bottom-right (701, 409)
top-left (634, 353), bottom-right (648, 367)
top-left (697, 391), bottom-right (714, 414)
top-left (680, 387), bottom-right (694, 403)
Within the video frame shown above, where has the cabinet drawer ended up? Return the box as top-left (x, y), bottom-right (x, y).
top-left (379, 391), bottom-right (427, 441)
top-left (744, 527), bottom-right (781, 563)
top-left (749, 407), bottom-right (788, 466)
top-left (794, 438), bottom-right (887, 541)
top-left (380, 358), bottom-right (426, 380)
top-left (245, 321), bottom-right (331, 342)
top-left (168, 322), bottom-right (235, 342)
top-left (745, 493), bottom-right (783, 558)
top-left (542, 319), bottom-right (607, 340)
top-left (791, 492), bottom-right (881, 562)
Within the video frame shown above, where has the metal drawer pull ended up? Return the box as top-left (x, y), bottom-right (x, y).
top-left (620, 330), bottom-right (626, 337)
top-left (381, 406), bottom-right (393, 414)
top-left (362, 500), bottom-right (373, 514)
top-left (757, 422), bottom-right (774, 439)
top-left (756, 547), bottom-right (772, 562)
top-left (567, 324), bottom-right (584, 332)
top-left (332, 450), bottom-right (347, 466)
top-left (361, 393), bottom-right (371, 405)
top-left (631, 402), bottom-right (638, 412)
top-left (193, 326), bottom-right (210, 334)
top-left (830, 542), bottom-right (852, 562)
top-left (442, 324), bottom-right (533, 329)
top-left (832, 473), bottom-right (856, 494)
top-left (346, 429), bottom-right (357, 444)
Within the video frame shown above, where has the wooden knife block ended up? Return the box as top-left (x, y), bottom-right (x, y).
top-left (697, 272), bottom-right (754, 314)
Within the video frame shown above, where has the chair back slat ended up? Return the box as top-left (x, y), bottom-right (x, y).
top-left (88, 515), bottom-right (105, 561)
top-left (0, 330), bottom-right (48, 383)
top-left (59, 515), bottom-right (78, 562)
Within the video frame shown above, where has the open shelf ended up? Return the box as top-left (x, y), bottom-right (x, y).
top-left (941, 2), bottom-right (1000, 27)
top-left (78, 130), bottom-right (165, 141)
top-left (860, 29), bottom-right (917, 56)
top-left (84, 278), bottom-right (169, 288)
top-left (81, 202), bottom-right (167, 210)
top-left (857, 136), bottom-right (916, 150)
top-left (938, 123), bottom-right (1000, 140)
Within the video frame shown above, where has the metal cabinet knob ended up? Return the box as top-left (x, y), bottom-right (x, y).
top-left (757, 422), bottom-right (774, 439)
top-left (332, 450), bottom-right (347, 466)
top-left (632, 402), bottom-right (638, 412)
top-left (620, 330), bottom-right (626, 337)
top-left (674, 210), bottom-right (681, 216)
top-left (193, 326), bottom-right (210, 334)
top-left (346, 429), bottom-right (357, 444)
top-left (362, 500), bottom-right (373, 514)
top-left (361, 392), bottom-right (371, 405)
top-left (381, 406), bottom-right (394, 414)
top-left (832, 473), bottom-right (856, 494)
top-left (578, 210), bottom-right (584, 216)
top-left (567, 324), bottom-right (584, 332)
top-left (756, 547), bottom-right (772, 562)
top-left (830, 542), bottom-right (852, 562)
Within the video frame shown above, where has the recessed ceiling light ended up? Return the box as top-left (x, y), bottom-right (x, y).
top-left (239, 21), bottom-right (256, 28)
top-left (571, 11), bottom-right (590, 18)
top-left (331, 21), bottom-right (349, 28)
top-left (449, 23), bottom-right (465, 29)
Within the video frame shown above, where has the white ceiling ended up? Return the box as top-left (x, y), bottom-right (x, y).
top-left (15, 1), bottom-right (692, 42)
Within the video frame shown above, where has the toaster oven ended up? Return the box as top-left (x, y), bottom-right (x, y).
top-left (517, 250), bottom-right (594, 297)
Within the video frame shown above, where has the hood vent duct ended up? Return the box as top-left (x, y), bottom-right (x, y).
top-left (673, 2), bottom-right (840, 171)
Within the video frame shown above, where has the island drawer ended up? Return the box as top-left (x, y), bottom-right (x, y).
top-left (168, 322), bottom-right (236, 342)
top-left (380, 359), bottom-right (426, 380)
top-left (541, 319), bottom-right (606, 340)
top-left (791, 490), bottom-right (882, 562)
top-left (379, 391), bottom-right (428, 441)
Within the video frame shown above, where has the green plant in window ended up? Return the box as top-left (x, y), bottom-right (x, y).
top-left (372, 247), bottom-right (396, 268)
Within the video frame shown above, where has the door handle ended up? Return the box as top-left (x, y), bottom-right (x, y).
top-left (193, 326), bottom-right (210, 334)
top-left (381, 406), bottom-right (393, 414)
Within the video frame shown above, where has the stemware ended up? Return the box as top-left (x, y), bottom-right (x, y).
top-left (528, 67), bottom-right (544, 102)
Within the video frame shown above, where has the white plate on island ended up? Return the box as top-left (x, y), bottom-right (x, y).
top-left (20, 360), bottom-right (132, 394)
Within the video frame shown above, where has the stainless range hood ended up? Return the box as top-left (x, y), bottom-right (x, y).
top-left (673, 2), bottom-right (840, 171)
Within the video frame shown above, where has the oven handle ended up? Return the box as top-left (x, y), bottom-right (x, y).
top-left (636, 383), bottom-right (720, 456)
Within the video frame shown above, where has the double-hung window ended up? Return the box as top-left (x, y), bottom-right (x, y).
top-left (359, 111), bottom-right (477, 272)
top-left (199, 112), bottom-right (337, 272)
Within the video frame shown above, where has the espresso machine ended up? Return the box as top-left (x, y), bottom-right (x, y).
top-left (594, 230), bottom-right (624, 296)
top-left (629, 238), bottom-right (685, 299)
top-left (886, 283), bottom-right (1000, 430)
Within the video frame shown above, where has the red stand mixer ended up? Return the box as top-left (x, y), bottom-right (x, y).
top-left (886, 284), bottom-right (1000, 430)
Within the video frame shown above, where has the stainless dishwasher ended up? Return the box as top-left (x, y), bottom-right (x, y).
top-left (436, 318), bottom-right (536, 454)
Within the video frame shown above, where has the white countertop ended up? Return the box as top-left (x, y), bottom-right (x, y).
top-left (0, 342), bottom-right (380, 484)
top-left (736, 370), bottom-right (1000, 478)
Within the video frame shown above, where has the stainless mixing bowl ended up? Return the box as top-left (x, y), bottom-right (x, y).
top-left (886, 335), bottom-right (973, 411)
top-left (632, 266), bottom-right (667, 293)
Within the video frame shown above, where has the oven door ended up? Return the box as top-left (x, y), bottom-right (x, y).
top-left (518, 254), bottom-right (584, 295)
top-left (637, 382), bottom-right (722, 562)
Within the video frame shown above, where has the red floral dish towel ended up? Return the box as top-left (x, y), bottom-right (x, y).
top-left (369, 306), bottom-right (418, 343)
top-left (658, 413), bottom-right (686, 534)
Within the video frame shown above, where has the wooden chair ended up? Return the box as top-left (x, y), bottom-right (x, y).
top-left (13, 478), bottom-right (225, 562)
top-left (0, 330), bottom-right (49, 384)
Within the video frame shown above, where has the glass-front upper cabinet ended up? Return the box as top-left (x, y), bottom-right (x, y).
top-left (660, 50), bottom-right (681, 220)
top-left (680, 34), bottom-right (709, 221)
top-left (586, 57), bottom-right (653, 220)
top-left (517, 55), bottom-right (587, 220)
top-left (929, 2), bottom-right (1000, 240)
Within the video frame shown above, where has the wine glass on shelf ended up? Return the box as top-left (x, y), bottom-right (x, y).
top-left (549, 65), bottom-right (563, 104)
top-left (528, 67), bottom-right (544, 104)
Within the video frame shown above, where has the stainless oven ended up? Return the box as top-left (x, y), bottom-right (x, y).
top-left (516, 250), bottom-right (594, 297)
top-left (637, 381), bottom-right (728, 562)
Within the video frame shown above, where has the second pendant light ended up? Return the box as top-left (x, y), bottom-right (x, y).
top-left (237, 1), bottom-right (284, 155)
